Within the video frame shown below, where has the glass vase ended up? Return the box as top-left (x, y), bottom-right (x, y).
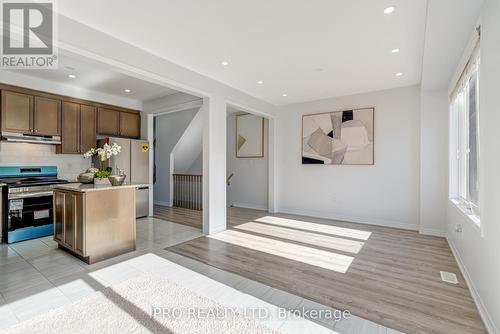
top-left (99, 159), bottom-right (109, 171)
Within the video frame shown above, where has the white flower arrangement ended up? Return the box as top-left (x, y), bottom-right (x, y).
top-left (83, 143), bottom-right (121, 161)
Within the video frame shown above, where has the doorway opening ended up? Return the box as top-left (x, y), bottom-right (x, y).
top-left (226, 106), bottom-right (269, 213)
top-left (152, 98), bottom-right (203, 230)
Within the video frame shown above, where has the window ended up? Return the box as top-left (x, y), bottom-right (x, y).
top-left (449, 44), bottom-right (480, 223)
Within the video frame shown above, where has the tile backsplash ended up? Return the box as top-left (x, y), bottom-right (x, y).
top-left (0, 142), bottom-right (91, 181)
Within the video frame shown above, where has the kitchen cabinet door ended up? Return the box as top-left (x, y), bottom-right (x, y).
top-left (74, 193), bottom-right (84, 254)
top-left (97, 107), bottom-right (120, 135)
top-left (1, 90), bottom-right (33, 134)
top-left (34, 96), bottom-right (61, 136)
top-left (60, 102), bottom-right (80, 154)
top-left (54, 191), bottom-right (85, 255)
top-left (80, 105), bottom-right (97, 153)
top-left (64, 193), bottom-right (75, 248)
top-left (119, 111), bottom-right (141, 138)
top-left (54, 191), bottom-right (64, 242)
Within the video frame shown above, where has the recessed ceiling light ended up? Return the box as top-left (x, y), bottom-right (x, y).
top-left (384, 6), bottom-right (395, 14)
top-left (257, 80), bottom-right (263, 84)
top-left (396, 72), bottom-right (403, 77)
top-left (391, 48), bottom-right (400, 53)
top-left (68, 74), bottom-right (76, 79)
top-left (282, 93), bottom-right (288, 97)
top-left (221, 61), bottom-right (229, 66)
top-left (124, 89), bottom-right (131, 93)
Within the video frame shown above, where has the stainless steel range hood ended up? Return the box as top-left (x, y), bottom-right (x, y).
top-left (1, 132), bottom-right (61, 145)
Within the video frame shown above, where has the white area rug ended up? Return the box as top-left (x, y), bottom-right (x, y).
top-left (3, 274), bottom-right (279, 334)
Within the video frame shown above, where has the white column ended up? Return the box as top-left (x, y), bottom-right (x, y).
top-left (268, 117), bottom-right (277, 213)
top-left (202, 95), bottom-right (227, 234)
top-left (147, 113), bottom-right (154, 216)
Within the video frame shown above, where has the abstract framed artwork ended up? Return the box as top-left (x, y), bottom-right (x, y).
top-left (302, 108), bottom-right (374, 165)
top-left (236, 114), bottom-right (264, 158)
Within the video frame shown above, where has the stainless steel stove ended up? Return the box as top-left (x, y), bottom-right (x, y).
top-left (0, 166), bottom-right (68, 243)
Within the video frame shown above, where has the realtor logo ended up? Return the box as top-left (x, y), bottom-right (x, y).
top-left (1, 0), bottom-right (57, 68)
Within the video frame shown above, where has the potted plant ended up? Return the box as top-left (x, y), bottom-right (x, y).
top-left (83, 143), bottom-right (121, 185)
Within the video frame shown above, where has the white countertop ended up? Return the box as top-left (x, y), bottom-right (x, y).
top-left (54, 182), bottom-right (150, 193)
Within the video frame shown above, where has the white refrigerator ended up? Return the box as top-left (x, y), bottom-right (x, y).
top-left (98, 137), bottom-right (150, 218)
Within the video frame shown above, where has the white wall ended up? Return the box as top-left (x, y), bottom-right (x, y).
top-left (0, 70), bottom-right (142, 110)
top-left (226, 114), bottom-right (268, 210)
top-left (154, 108), bottom-right (199, 206)
top-left (0, 142), bottom-right (90, 180)
top-left (186, 153), bottom-right (203, 174)
top-left (172, 109), bottom-right (203, 174)
top-left (55, 15), bottom-right (277, 118)
top-left (276, 85), bottom-right (421, 230)
top-left (143, 92), bottom-right (201, 114)
top-left (419, 89), bottom-right (449, 236)
top-left (446, 1), bottom-right (500, 332)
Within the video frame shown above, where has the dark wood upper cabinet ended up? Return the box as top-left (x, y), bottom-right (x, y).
top-left (97, 107), bottom-right (140, 139)
top-left (59, 103), bottom-right (96, 154)
top-left (80, 105), bottom-right (96, 153)
top-left (1, 84), bottom-right (140, 154)
top-left (97, 107), bottom-right (120, 136)
top-left (60, 102), bottom-right (80, 154)
top-left (1, 91), bottom-right (61, 137)
top-left (34, 96), bottom-right (61, 136)
top-left (119, 111), bottom-right (141, 138)
top-left (1, 90), bottom-right (33, 134)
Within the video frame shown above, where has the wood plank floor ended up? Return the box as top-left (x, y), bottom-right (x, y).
top-left (165, 206), bottom-right (486, 334)
top-left (154, 205), bottom-right (202, 229)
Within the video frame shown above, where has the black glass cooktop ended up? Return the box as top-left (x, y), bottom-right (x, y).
top-left (0, 177), bottom-right (69, 188)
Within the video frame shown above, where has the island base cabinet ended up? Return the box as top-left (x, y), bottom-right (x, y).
top-left (53, 188), bottom-right (136, 264)
top-left (53, 191), bottom-right (85, 256)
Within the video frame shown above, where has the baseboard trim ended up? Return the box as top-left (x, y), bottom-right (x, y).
top-left (419, 228), bottom-right (447, 237)
top-left (447, 236), bottom-right (498, 334)
top-left (276, 207), bottom-right (418, 231)
top-left (153, 201), bottom-right (170, 207)
top-left (231, 202), bottom-right (268, 211)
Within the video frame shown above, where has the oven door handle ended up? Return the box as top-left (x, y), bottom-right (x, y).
top-left (8, 191), bottom-right (53, 200)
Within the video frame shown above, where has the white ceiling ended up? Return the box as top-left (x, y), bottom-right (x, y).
top-left (56, 0), bottom-right (428, 105)
top-left (421, 0), bottom-right (484, 91)
top-left (7, 52), bottom-right (179, 102)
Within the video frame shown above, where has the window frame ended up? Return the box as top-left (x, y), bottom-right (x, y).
top-left (449, 46), bottom-right (481, 226)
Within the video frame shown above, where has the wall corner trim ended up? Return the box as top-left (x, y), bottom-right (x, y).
top-left (153, 201), bottom-right (171, 207)
top-left (231, 203), bottom-right (268, 211)
top-left (419, 228), bottom-right (447, 237)
top-left (447, 236), bottom-right (499, 334)
top-left (277, 207), bottom-right (418, 231)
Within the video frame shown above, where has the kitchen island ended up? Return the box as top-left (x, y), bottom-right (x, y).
top-left (53, 183), bottom-right (148, 264)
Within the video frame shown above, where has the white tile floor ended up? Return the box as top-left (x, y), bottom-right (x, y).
top-left (0, 217), bottom-right (404, 334)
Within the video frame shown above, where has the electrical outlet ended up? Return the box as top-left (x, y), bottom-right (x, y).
top-left (455, 224), bottom-right (463, 233)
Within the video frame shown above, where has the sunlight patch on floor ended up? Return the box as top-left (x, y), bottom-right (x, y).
top-left (235, 222), bottom-right (364, 254)
top-left (208, 230), bottom-right (354, 273)
top-left (255, 216), bottom-right (372, 241)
